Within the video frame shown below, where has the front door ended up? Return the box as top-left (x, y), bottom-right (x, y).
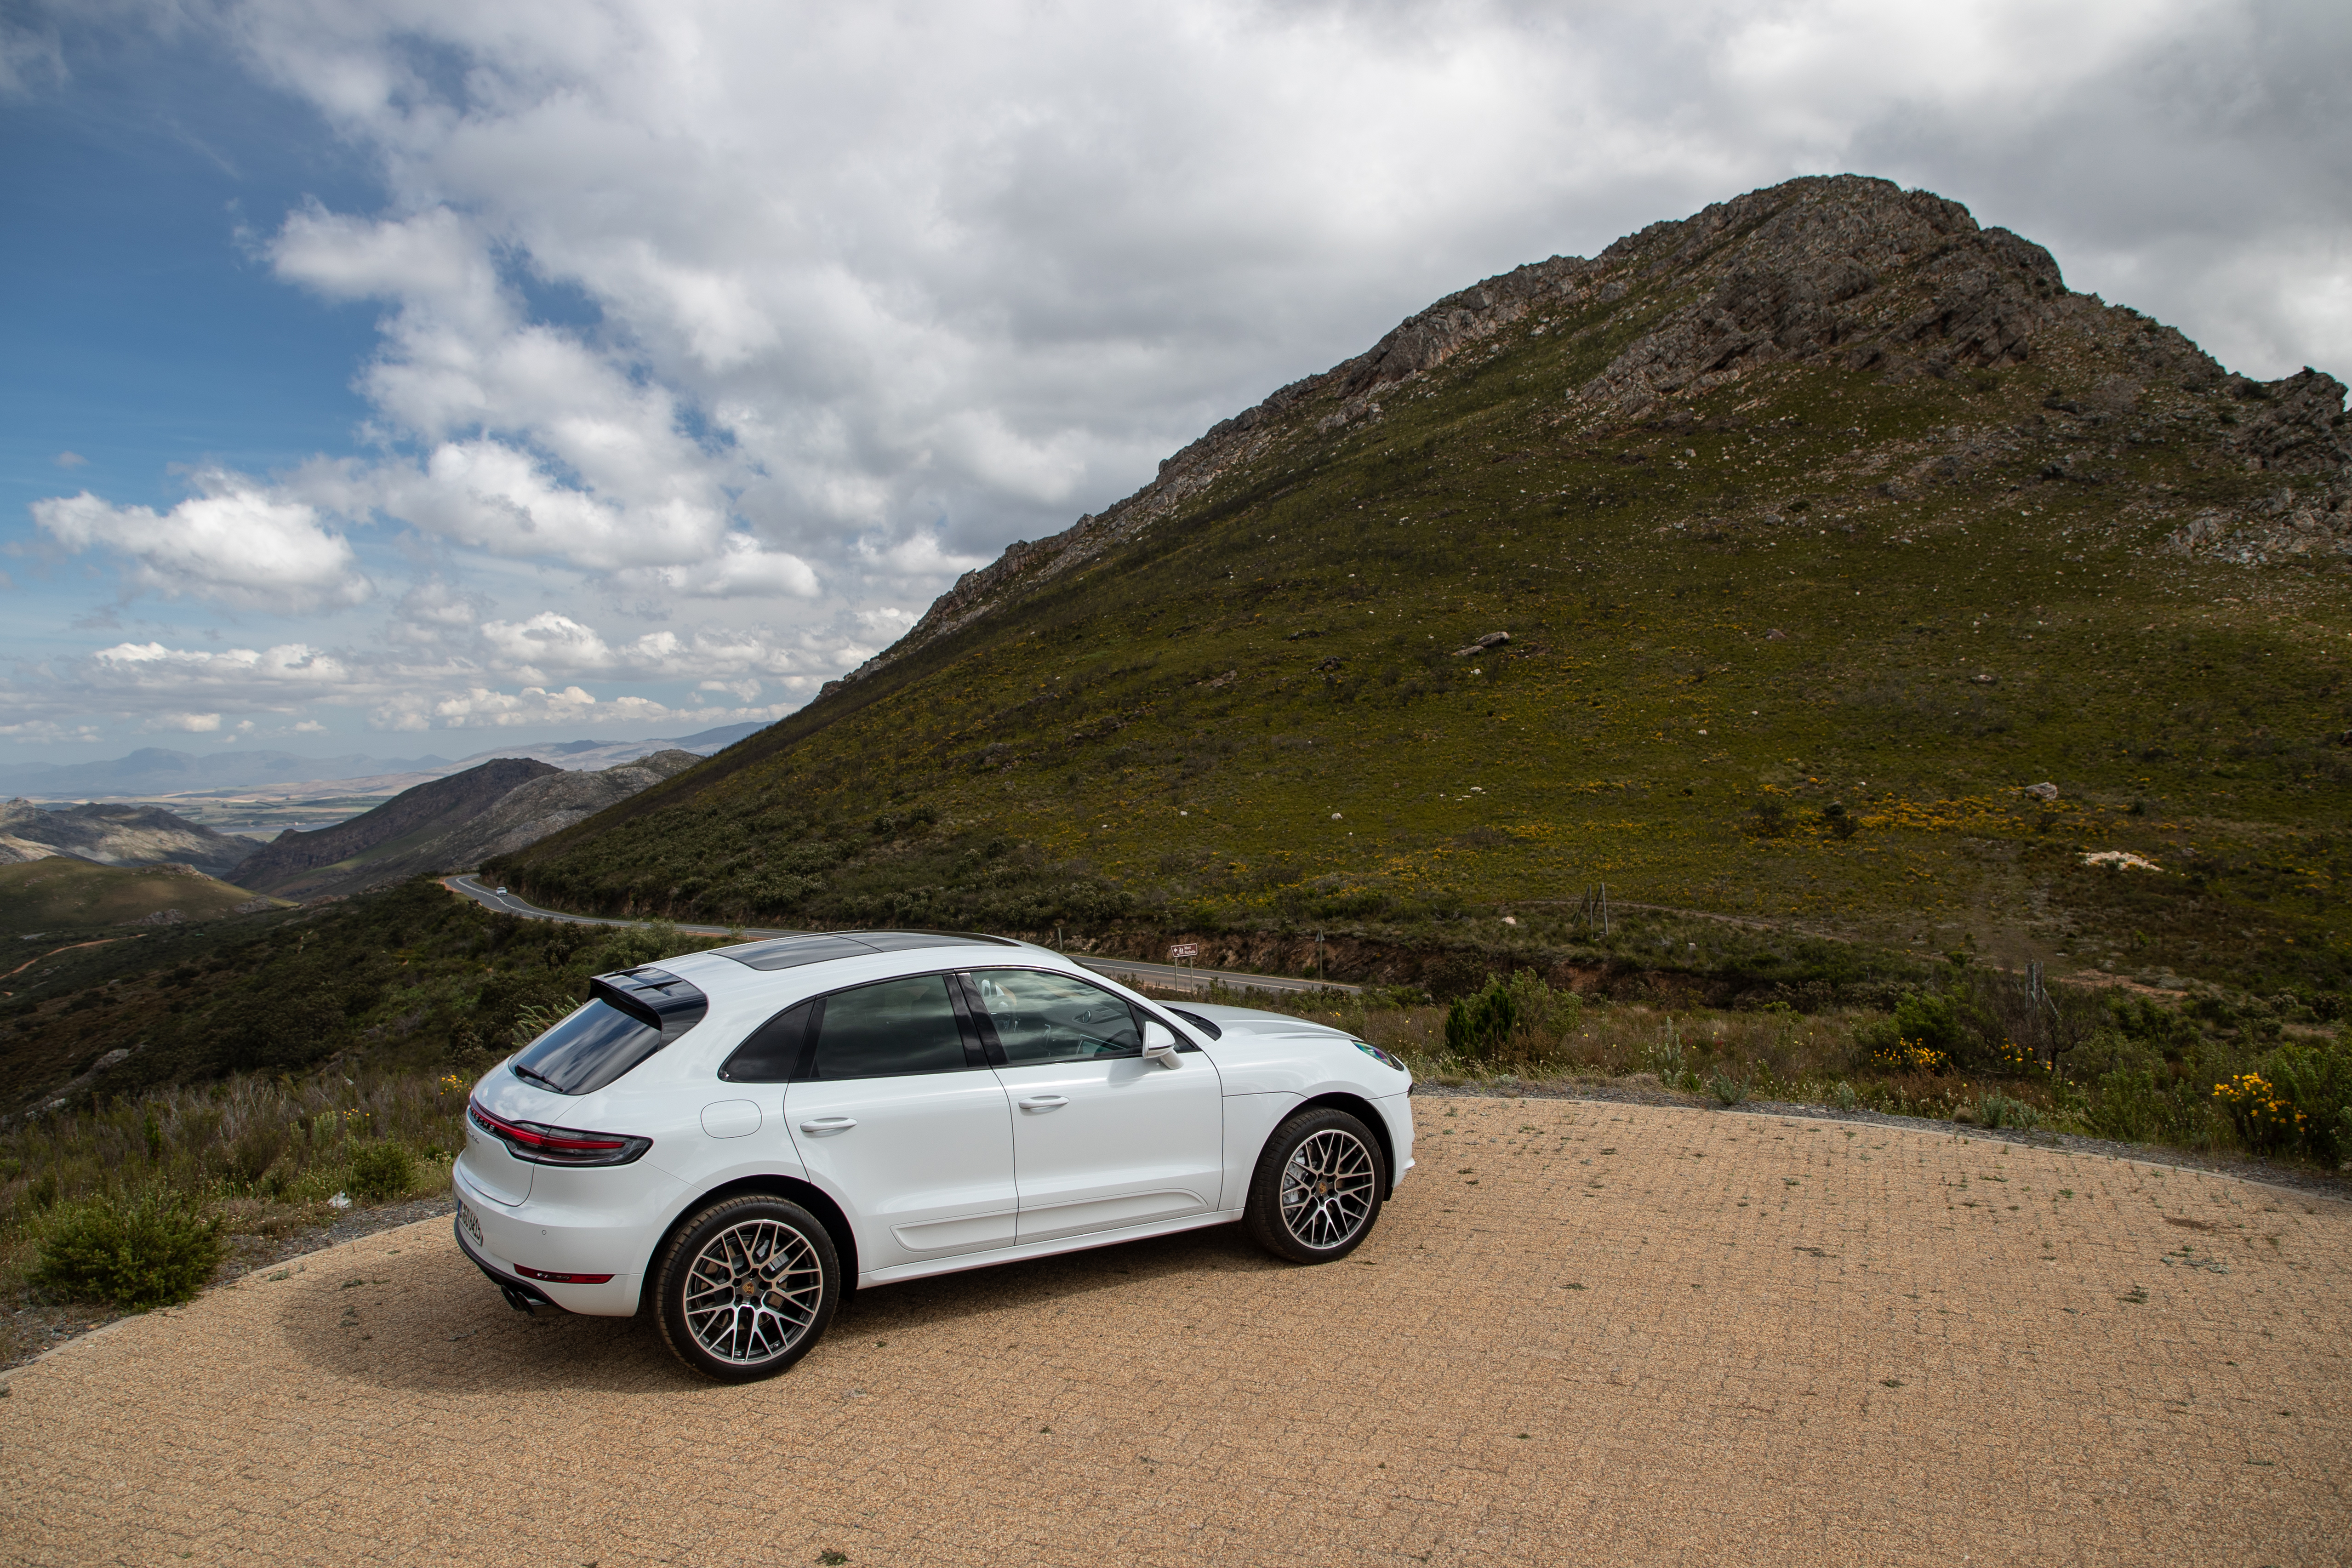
top-left (783, 972), bottom-right (1017, 1271)
top-left (962, 968), bottom-right (1225, 1244)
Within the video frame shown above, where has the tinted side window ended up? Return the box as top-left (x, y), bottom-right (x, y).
top-left (809, 975), bottom-right (971, 1079)
top-left (964, 969), bottom-right (1142, 1065)
top-left (719, 999), bottom-right (815, 1083)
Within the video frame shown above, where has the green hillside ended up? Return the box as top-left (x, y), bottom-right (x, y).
top-left (492, 176), bottom-right (2352, 1001)
top-left (0, 859), bottom-right (278, 938)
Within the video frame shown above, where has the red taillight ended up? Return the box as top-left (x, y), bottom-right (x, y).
top-left (469, 1100), bottom-right (651, 1166)
top-left (512, 1264), bottom-right (616, 1284)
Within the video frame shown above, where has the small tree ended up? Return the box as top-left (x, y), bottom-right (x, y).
top-left (1444, 975), bottom-right (1520, 1059)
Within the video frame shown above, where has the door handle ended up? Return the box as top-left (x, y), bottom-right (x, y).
top-left (799, 1116), bottom-right (858, 1135)
top-left (1017, 1095), bottom-right (1069, 1112)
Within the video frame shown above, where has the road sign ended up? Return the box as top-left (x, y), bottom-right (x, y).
top-left (1168, 943), bottom-right (1199, 960)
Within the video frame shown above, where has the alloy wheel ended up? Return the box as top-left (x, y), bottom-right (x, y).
top-left (1279, 1128), bottom-right (1377, 1250)
top-left (679, 1217), bottom-right (825, 1366)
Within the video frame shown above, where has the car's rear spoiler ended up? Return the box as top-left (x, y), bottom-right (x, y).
top-left (588, 967), bottom-right (708, 1037)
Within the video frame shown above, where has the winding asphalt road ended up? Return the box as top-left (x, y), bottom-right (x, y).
top-left (440, 873), bottom-right (1357, 998)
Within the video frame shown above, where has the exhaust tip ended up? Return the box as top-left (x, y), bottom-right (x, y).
top-left (499, 1283), bottom-right (542, 1314)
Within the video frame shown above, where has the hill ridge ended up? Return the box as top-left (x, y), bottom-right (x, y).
top-left (493, 173), bottom-right (2352, 1000)
top-left (834, 175), bottom-right (2343, 702)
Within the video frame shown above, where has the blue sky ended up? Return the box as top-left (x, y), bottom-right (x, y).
top-left (4, 0), bottom-right (2347, 765)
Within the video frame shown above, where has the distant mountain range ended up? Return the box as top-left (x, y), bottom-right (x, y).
top-left (0, 745), bottom-right (708, 909)
top-left (0, 800), bottom-right (262, 879)
top-left (228, 750), bottom-right (704, 901)
top-left (0, 722), bottom-right (766, 799)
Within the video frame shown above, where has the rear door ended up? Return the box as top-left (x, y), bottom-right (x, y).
top-left (782, 972), bottom-right (1018, 1271)
top-left (963, 969), bottom-right (1224, 1244)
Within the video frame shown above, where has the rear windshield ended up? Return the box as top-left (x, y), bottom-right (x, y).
top-left (512, 998), bottom-right (678, 1095)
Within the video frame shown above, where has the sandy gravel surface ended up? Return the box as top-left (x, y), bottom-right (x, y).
top-left (4, 1098), bottom-right (2346, 1566)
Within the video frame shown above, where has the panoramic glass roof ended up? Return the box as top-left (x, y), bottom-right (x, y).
top-left (712, 931), bottom-right (1019, 970)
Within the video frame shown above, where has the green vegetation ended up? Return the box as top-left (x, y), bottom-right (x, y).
top-left (491, 194), bottom-right (2351, 1007)
top-left (0, 858), bottom-right (277, 937)
top-left (30, 1190), bottom-right (223, 1310)
top-left (0, 878), bottom-right (726, 1118)
top-left (1191, 968), bottom-right (2351, 1163)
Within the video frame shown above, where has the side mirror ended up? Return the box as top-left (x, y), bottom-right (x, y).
top-left (1141, 1021), bottom-right (1180, 1067)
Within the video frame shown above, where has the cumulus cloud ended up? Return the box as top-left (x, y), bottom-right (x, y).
top-left (79, 640), bottom-right (358, 699)
top-left (615, 533), bottom-right (821, 599)
top-left (32, 469), bottom-right (371, 612)
top-left (369, 683), bottom-right (795, 733)
top-left (11, 0), bottom-right (2350, 754)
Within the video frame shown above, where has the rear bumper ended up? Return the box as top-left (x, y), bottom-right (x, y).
top-left (455, 1218), bottom-right (561, 1313)
top-left (451, 1168), bottom-right (646, 1317)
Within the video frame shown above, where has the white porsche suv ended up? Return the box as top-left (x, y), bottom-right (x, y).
top-left (454, 930), bottom-right (1414, 1380)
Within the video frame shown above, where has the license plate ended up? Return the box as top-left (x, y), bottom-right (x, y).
top-left (458, 1200), bottom-right (483, 1249)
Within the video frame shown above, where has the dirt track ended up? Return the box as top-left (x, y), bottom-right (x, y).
top-left (4, 1098), bottom-right (2346, 1566)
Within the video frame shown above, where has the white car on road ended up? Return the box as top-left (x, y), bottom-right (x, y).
top-left (454, 930), bottom-right (1414, 1380)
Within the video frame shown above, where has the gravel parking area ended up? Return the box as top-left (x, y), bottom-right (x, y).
top-left (3, 1098), bottom-right (2346, 1566)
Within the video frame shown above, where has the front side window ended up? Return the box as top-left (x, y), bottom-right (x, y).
top-left (964, 969), bottom-right (1142, 1064)
top-left (807, 974), bottom-right (973, 1079)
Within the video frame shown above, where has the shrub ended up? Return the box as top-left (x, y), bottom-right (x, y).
top-left (220, 1119), bottom-right (289, 1189)
top-left (1708, 1069), bottom-right (1750, 1106)
top-left (2090, 1065), bottom-right (2219, 1146)
top-left (1443, 975), bottom-right (1519, 1059)
top-left (32, 1191), bottom-right (225, 1309)
top-left (2253, 1042), bottom-right (2352, 1166)
top-left (1892, 991), bottom-right (1963, 1055)
top-left (345, 1141), bottom-right (418, 1203)
top-left (1502, 969), bottom-right (1578, 1037)
top-left (1974, 1092), bottom-right (2042, 1130)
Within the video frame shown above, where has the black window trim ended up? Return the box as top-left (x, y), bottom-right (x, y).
top-left (951, 965), bottom-right (1205, 1063)
top-left (717, 964), bottom-right (1206, 1086)
top-left (782, 969), bottom-right (995, 1083)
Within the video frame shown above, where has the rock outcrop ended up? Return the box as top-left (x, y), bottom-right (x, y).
top-left (433, 750), bottom-right (702, 868)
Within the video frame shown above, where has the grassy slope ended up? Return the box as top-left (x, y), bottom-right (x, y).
top-left (0, 860), bottom-right (274, 937)
top-left (497, 190), bottom-right (2352, 1002)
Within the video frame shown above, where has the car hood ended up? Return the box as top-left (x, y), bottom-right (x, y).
top-left (1173, 1002), bottom-right (1410, 1094)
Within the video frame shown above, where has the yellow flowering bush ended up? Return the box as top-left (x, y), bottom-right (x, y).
top-left (2213, 1072), bottom-right (2304, 1152)
top-left (1872, 1038), bottom-right (1950, 1075)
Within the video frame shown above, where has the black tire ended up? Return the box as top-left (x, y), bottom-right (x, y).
top-left (654, 1195), bottom-right (840, 1382)
top-left (1244, 1107), bottom-right (1388, 1264)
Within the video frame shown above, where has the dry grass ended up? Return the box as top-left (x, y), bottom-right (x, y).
top-left (0, 1067), bottom-right (468, 1350)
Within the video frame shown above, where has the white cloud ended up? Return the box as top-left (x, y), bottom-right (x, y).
top-left (151, 712), bottom-right (224, 732)
top-left (615, 532), bottom-right (821, 599)
top-left (0, 719), bottom-right (101, 746)
top-left (79, 640), bottom-right (358, 700)
top-left (9, 0), bottom-right (2351, 758)
top-left (370, 682), bottom-right (795, 732)
top-left (32, 469), bottom-right (371, 612)
top-left (53, 450), bottom-right (86, 468)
